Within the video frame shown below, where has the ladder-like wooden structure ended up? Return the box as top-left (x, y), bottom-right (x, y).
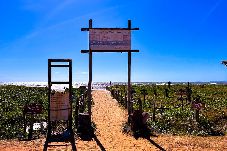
top-left (43, 59), bottom-right (76, 151)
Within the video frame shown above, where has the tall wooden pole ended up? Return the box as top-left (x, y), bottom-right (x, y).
top-left (127, 20), bottom-right (132, 115)
top-left (88, 19), bottom-right (92, 123)
top-left (69, 60), bottom-right (73, 129)
top-left (47, 60), bottom-right (51, 138)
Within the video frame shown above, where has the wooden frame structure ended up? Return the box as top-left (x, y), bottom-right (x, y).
top-left (81, 19), bottom-right (139, 123)
top-left (43, 59), bottom-right (76, 151)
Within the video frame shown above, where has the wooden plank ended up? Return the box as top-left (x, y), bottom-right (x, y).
top-left (51, 82), bottom-right (70, 84)
top-left (81, 50), bottom-right (139, 53)
top-left (51, 65), bottom-right (70, 67)
top-left (81, 27), bottom-right (139, 31)
top-left (48, 59), bottom-right (72, 62)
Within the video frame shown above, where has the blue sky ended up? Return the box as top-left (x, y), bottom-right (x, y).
top-left (0, 0), bottom-right (227, 82)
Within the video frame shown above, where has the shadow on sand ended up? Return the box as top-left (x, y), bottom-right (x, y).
top-left (93, 135), bottom-right (106, 151)
top-left (78, 133), bottom-right (106, 151)
top-left (146, 137), bottom-right (166, 151)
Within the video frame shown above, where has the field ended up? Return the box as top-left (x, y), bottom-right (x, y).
top-left (0, 84), bottom-right (227, 150)
top-left (108, 83), bottom-right (227, 136)
top-left (0, 85), bottom-right (84, 139)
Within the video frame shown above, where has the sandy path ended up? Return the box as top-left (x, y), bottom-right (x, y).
top-left (89, 90), bottom-right (157, 151)
top-left (0, 90), bottom-right (226, 150)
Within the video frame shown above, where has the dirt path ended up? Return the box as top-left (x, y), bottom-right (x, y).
top-left (88, 90), bottom-right (158, 151)
top-left (0, 90), bottom-right (226, 151)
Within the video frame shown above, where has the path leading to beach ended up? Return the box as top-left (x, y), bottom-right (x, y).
top-left (83, 90), bottom-right (158, 150)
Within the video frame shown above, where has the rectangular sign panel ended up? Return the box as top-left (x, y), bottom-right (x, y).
top-left (89, 29), bottom-right (131, 50)
top-left (50, 92), bottom-right (70, 121)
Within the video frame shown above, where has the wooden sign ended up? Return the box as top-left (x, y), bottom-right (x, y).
top-left (175, 89), bottom-right (187, 96)
top-left (89, 29), bottom-right (131, 50)
top-left (50, 92), bottom-right (70, 121)
top-left (24, 103), bottom-right (42, 114)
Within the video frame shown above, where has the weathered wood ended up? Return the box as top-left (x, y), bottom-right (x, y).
top-left (195, 109), bottom-right (199, 122)
top-left (75, 97), bottom-right (79, 128)
top-left (141, 89), bottom-right (148, 107)
top-left (127, 20), bottom-right (132, 115)
top-left (49, 59), bottom-right (72, 62)
top-left (50, 65), bottom-right (70, 67)
top-left (51, 82), bottom-right (70, 84)
top-left (47, 60), bottom-right (51, 138)
top-left (28, 115), bottom-right (34, 140)
top-left (128, 49), bottom-right (132, 115)
top-left (87, 19), bottom-right (93, 124)
top-left (81, 27), bottom-right (139, 31)
top-left (153, 103), bottom-right (156, 122)
top-left (138, 98), bottom-right (143, 112)
top-left (81, 19), bottom-right (139, 119)
top-left (77, 113), bottom-right (94, 139)
top-left (68, 60), bottom-right (73, 130)
top-left (81, 50), bottom-right (139, 53)
top-left (44, 59), bottom-right (76, 151)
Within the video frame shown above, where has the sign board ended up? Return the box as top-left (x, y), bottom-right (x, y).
top-left (89, 29), bottom-right (131, 50)
top-left (176, 90), bottom-right (187, 96)
top-left (24, 103), bottom-right (42, 114)
top-left (50, 92), bottom-right (70, 121)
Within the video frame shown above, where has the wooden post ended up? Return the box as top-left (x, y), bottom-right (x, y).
top-left (23, 111), bottom-right (26, 138)
top-left (138, 98), bottom-right (143, 112)
top-left (187, 82), bottom-right (192, 102)
top-left (75, 97), bottom-right (79, 128)
top-left (47, 60), bottom-right (52, 139)
top-left (125, 91), bottom-right (127, 109)
top-left (181, 94), bottom-right (184, 111)
top-left (195, 109), bottom-right (199, 122)
top-left (143, 94), bottom-right (146, 105)
top-left (28, 114), bottom-right (34, 140)
top-left (120, 90), bottom-right (123, 103)
top-left (141, 89), bottom-right (147, 107)
top-left (88, 19), bottom-right (93, 124)
top-left (153, 102), bottom-right (156, 122)
top-left (128, 50), bottom-right (132, 114)
top-left (69, 60), bottom-right (72, 129)
top-left (128, 20), bottom-right (132, 115)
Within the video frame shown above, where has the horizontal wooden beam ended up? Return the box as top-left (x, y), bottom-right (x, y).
top-left (50, 65), bottom-right (70, 67)
top-left (81, 50), bottom-right (139, 53)
top-left (48, 59), bottom-right (72, 62)
top-left (81, 28), bottom-right (139, 31)
top-left (50, 82), bottom-right (70, 85)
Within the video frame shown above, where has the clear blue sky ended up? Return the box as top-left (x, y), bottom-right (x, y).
top-left (1, 0), bottom-right (227, 82)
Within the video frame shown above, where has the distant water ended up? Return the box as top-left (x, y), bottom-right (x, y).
top-left (0, 82), bottom-right (85, 91)
top-left (0, 81), bottom-right (226, 91)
